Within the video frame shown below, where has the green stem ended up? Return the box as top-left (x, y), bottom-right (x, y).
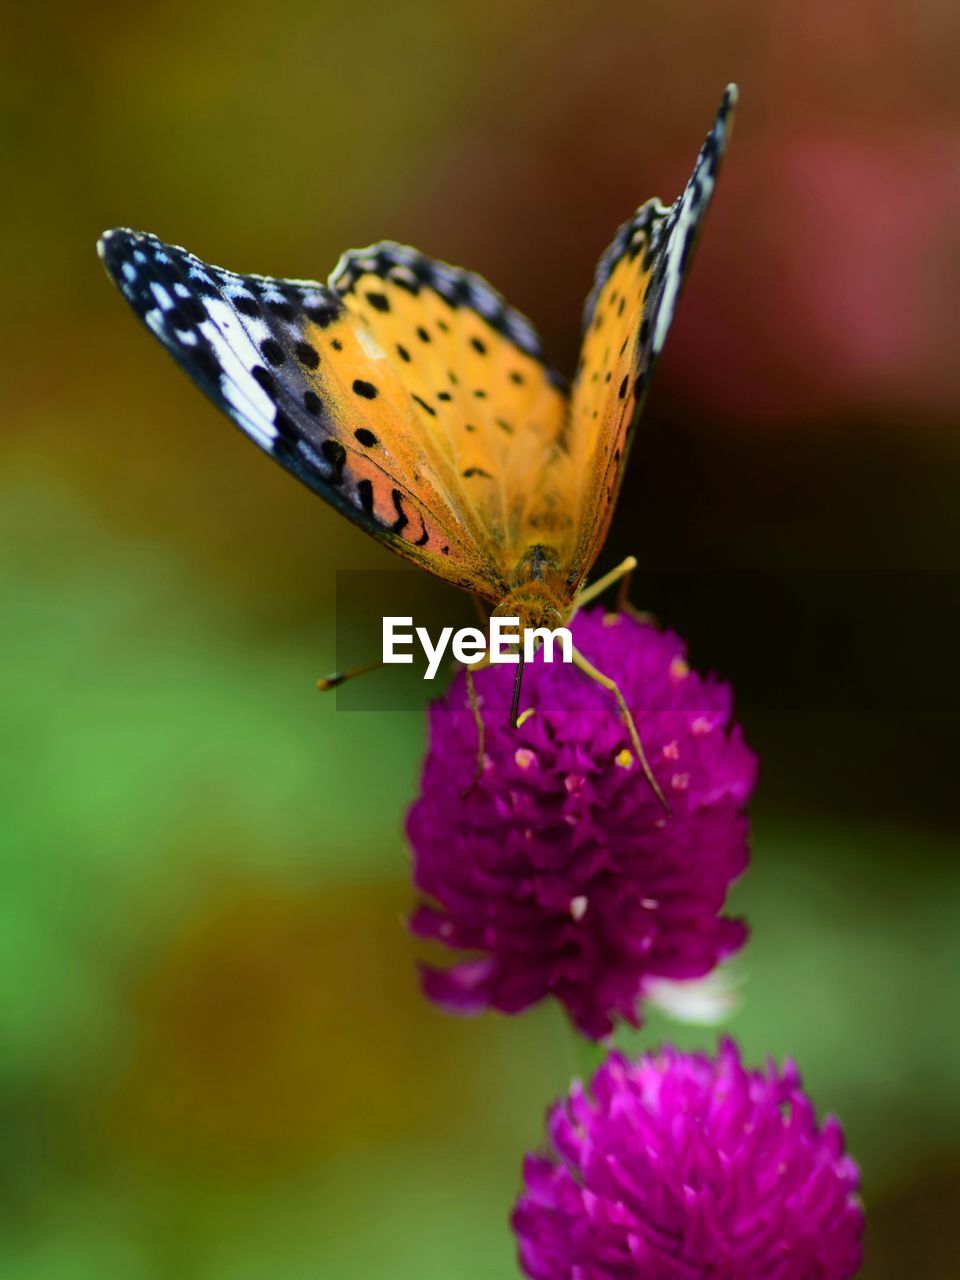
top-left (566, 1026), bottom-right (608, 1083)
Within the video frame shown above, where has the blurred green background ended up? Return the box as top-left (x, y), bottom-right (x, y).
top-left (3, 1), bottom-right (959, 1276)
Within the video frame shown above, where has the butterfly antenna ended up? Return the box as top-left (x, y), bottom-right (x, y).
top-left (509, 652), bottom-right (526, 729)
top-left (316, 661), bottom-right (384, 691)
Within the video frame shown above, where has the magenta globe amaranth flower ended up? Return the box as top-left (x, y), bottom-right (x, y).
top-left (407, 608), bottom-right (756, 1038)
top-left (514, 1041), bottom-right (864, 1280)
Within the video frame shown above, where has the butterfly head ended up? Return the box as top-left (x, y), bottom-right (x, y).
top-left (493, 584), bottom-right (567, 633)
top-left (494, 543), bottom-right (571, 635)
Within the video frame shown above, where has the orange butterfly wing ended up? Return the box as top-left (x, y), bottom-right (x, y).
top-left (557, 85), bottom-right (737, 587)
top-left (330, 244), bottom-right (568, 576)
top-left (98, 230), bottom-right (566, 600)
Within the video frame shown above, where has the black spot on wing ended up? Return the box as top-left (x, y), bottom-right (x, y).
top-left (328, 239), bottom-right (564, 381)
top-left (412, 394), bottom-right (436, 417)
top-left (321, 438), bottom-right (347, 485)
top-left (261, 338), bottom-right (286, 367)
top-left (267, 298), bottom-right (296, 321)
top-left (390, 488), bottom-right (409, 533)
top-left (306, 303), bottom-right (339, 327)
top-left (295, 341), bottom-right (320, 369)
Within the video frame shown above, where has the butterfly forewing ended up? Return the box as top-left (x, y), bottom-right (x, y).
top-left (99, 229), bottom-right (518, 594)
top-left (560, 85), bottom-right (737, 586)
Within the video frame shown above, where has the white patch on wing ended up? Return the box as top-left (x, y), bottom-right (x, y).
top-left (196, 302), bottom-right (278, 429)
top-left (355, 323), bottom-right (387, 362)
top-left (202, 297), bottom-right (278, 405)
top-left (221, 379), bottom-right (277, 448)
top-left (652, 180), bottom-right (708, 355)
top-left (244, 317), bottom-right (270, 344)
top-left (472, 285), bottom-right (501, 321)
top-left (151, 282), bottom-right (174, 310)
top-left (388, 266), bottom-right (418, 289)
top-left (297, 439), bottom-right (325, 469)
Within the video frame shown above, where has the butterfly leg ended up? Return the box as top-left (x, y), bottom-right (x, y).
top-left (574, 556), bottom-right (655, 626)
top-left (573, 556), bottom-right (638, 613)
top-left (462, 653), bottom-right (493, 797)
top-left (610, 562), bottom-right (658, 625)
top-left (570, 645), bottom-right (671, 815)
top-left (316, 661), bottom-right (384, 691)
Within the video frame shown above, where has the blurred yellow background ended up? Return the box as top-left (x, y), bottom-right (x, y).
top-left (2, 1), bottom-right (960, 1276)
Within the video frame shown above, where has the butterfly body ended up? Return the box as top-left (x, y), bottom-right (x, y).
top-left (98, 87), bottom-right (737, 792)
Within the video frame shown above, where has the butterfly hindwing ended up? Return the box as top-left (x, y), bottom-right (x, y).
top-left (330, 242), bottom-right (568, 572)
top-left (560, 85), bottom-right (737, 584)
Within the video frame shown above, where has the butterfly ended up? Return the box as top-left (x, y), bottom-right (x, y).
top-left (99, 84), bottom-right (736, 807)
